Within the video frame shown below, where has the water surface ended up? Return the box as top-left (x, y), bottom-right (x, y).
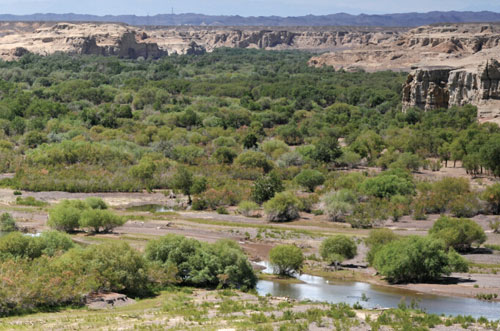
top-left (256, 262), bottom-right (500, 320)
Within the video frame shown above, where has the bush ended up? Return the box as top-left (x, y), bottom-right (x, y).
top-left (145, 235), bottom-right (257, 289)
top-left (57, 242), bottom-right (153, 296)
top-left (79, 209), bottom-right (125, 233)
top-left (251, 172), bottom-right (284, 204)
top-left (0, 213), bottom-right (17, 232)
top-left (320, 235), bottom-right (357, 267)
top-left (48, 200), bottom-right (88, 232)
top-left (0, 231), bottom-right (74, 259)
top-left (373, 236), bottom-right (468, 283)
top-left (235, 151), bottom-right (273, 173)
top-left (322, 189), bottom-right (358, 222)
top-left (238, 200), bottom-right (259, 217)
top-left (294, 169), bottom-right (325, 192)
top-left (359, 171), bottom-right (415, 198)
top-left (429, 216), bottom-right (486, 252)
top-left (482, 184), bottom-right (500, 215)
top-left (15, 196), bottom-right (47, 207)
top-left (264, 191), bottom-right (301, 222)
top-left (213, 147), bottom-right (237, 164)
top-left (84, 197), bottom-right (108, 210)
top-left (48, 199), bottom-right (124, 233)
top-left (269, 244), bottom-right (304, 276)
top-left (449, 194), bottom-right (480, 218)
top-left (365, 229), bottom-right (399, 265)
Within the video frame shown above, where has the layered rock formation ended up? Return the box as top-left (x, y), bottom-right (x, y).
top-left (0, 22), bottom-right (404, 60)
top-left (402, 60), bottom-right (500, 123)
top-left (309, 24), bottom-right (500, 72)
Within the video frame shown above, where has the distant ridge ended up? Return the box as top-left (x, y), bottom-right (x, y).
top-left (1, 11), bottom-right (500, 27)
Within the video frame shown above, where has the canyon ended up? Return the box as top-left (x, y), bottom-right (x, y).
top-left (0, 21), bottom-right (499, 122)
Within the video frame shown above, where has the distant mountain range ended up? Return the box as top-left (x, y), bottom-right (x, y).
top-left (1, 11), bottom-right (500, 27)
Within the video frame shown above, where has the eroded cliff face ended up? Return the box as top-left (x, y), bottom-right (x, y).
top-left (402, 59), bottom-right (500, 123)
top-left (309, 24), bottom-right (500, 72)
top-left (0, 22), bottom-right (403, 60)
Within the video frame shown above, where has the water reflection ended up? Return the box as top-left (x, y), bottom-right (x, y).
top-left (256, 262), bottom-right (500, 320)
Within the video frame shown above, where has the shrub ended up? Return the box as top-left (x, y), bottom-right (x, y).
top-left (84, 197), bottom-right (108, 210)
top-left (251, 172), bottom-right (284, 204)
top-left (171, 167), bottom-right (207, 204)
top-left (322, 189), bottom-right (357, 222)
top-left (269, 244), bottom-right (304, 276)
top-left (482, 184), bottom-right (500, 215)
top-left (145, 235), bottom-right (257, 289)
top-left (449, 194), bottom-right (480, 218)
top-left (294, 169), bottom-right (325, 192)
top-left (261, 139), bottom-right (289, 159)
top-left (365, 229), bottom-right (399, 265)
top-left (0, 213), bottom-right (17, 232)
top-left (48, 200), bottom-right (88, 232)
top-left (48, 199), bottom-right (124, 233)
top-left (264, 191), bottom-right (301, 222)
top-left (320, 235), bottom-right (357, 267)
top-left (15, 196), bottom-right (47, 207)
top-left (429, 216), bottom-right (486, 252)
top-left (57, 242), bottom-right (153, 296)
top-left (238, 200), bottom-right (259, 217)
top-left (213, 147), bottom-right (237, 164)
top-left (216, 206), bottom-right (229, 215)
top-left (235, 151), bottom-right (273, 173)
top-left (359, 171), bottom-right (415, 198)
top-left (373, 236), bottom-right (468, 283)
top-left (79, 209), bottom-right (125, 233)
top-left (0, 231), bottom-right (74, 259)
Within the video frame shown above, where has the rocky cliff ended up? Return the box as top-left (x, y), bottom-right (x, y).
top-left (0, 22), bottom-right (403, 60)
top-left (402, 60), bottom-right (500, 123)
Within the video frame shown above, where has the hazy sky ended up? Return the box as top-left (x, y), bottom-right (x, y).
top-left (1, 0), bottom-right (500, 16)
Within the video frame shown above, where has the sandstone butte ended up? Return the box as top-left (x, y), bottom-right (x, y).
top-left (0, 21), bottom-right (498, 123)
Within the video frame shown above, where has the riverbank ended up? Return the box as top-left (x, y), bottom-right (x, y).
top-left (305, 264), bottom-right (500, 303)
top-left (1, 288), bottom-right (498, 330)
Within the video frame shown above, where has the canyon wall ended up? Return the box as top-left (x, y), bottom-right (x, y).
top-left (402, 60), bottom-right (500, 122)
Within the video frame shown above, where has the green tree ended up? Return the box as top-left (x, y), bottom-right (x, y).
top-left (48, 200), bottom-right (88, 232)
top-left (294, 169), bottom-right (325, 192)
top-left (312, 133), bottom-right (342, 164)
top-left (360, 171), bottom-right (415, 198)
top-left (365, 229), bottom-right (399, 265)
top-left (429, 216), bottom-right (486, 252)
top-left (373, 236), bottom-right (468, 284)
top-left (438, 142), bottom-right (451, 168)
top-left (269, 245), bottom-right (304, 276)
top-left (79, 209), bottom-right (125, 233)
top-left (171, 167), bottom-right (207, 204)
top-left (320, 235), bottom-right (357, 269)
top-left (251, 172), bottom-right (284, 204)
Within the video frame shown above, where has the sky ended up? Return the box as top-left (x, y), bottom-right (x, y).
top-left (1, 0), bottom-right (500, 17)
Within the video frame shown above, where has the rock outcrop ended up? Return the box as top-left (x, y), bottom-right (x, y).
top-left (0, 22), bottom-right (403, 60)
top-left (402, 59), bottom-right (500, 123)
top-left (309, 24), bottom-right (500, 72)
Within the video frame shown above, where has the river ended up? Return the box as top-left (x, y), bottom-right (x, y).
top-left (255, 262), bottom-right (500, 320)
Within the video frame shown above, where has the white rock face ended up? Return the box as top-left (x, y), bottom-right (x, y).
top-left (402, 59), bottom-right (500, 122)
